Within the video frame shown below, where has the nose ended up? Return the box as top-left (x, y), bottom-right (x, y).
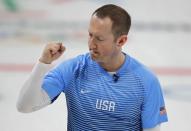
top-left (88, 37), bottom-right (97, 50)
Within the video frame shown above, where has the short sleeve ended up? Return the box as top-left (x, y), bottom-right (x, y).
top-left (141, 77), bottom-right (168, 128)
top-left (42, 57), bottom-right (81, 103)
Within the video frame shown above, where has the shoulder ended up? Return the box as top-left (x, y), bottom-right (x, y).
top-left (129, 56), bottom-right (163, 98)
top-left (128, 56), bottom-right (159, 86)
top-left (58, 53), bottom-right (91, 68)
top-left (52, 53), bottom-right (91, 75)
top-left (128, 56), bottom-right (162, 98)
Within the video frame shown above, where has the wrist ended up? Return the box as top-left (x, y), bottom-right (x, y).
top-left (39, 58), bottom-right (52, 64)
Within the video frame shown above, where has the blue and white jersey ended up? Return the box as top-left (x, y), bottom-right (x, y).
top-left (42, 53), bottom-right (168, 131)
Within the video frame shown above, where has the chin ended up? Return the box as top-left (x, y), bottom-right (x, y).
top-left (90, 55), bottom-right (99, 62)
top-left (90, 53), bottom-right (104, 63)
top-left (90, 55), bottom-right (97, 61)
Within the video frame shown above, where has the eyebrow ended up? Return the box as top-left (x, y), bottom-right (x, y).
top-left (88, 31), bottom-right (104, 38)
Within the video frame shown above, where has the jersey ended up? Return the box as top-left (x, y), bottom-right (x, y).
top-left (42, 53), bottom-right (168, 131)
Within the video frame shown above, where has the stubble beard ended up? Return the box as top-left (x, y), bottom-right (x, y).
top-left (90, 50), bottom-right (102, 62)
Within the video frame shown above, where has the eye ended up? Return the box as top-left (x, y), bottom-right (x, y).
top-left (89, 32), bottom-right (93, 37)
top-left (96, 37), bottom-right (104, 41)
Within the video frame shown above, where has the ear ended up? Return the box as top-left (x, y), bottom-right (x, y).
top-left (116, 35), bottom-right (127, 47)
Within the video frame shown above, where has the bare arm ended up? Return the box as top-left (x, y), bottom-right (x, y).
top-left (16, 43), bottom-right (65, 113)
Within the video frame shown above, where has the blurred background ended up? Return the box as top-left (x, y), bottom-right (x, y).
top-left (0, 0), bottom-right (191, 130)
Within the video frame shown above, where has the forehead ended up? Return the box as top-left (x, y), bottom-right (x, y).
top-left (88, 15), bottom-right (113, 35)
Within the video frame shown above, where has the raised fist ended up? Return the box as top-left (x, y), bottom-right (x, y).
top-left (39, 43), bottom-right (65, 64)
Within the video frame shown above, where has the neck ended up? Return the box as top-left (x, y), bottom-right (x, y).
top-left (99, 52), bottom-right (125, 72)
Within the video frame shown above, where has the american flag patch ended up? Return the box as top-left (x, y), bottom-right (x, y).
top-left (160, 106), bottom-right (167, 115)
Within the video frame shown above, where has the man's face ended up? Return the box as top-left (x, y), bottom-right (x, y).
top-left (88, 15), bottom-right (119, 63)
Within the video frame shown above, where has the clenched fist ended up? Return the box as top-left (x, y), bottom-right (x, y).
top-left (39, 43), bottom-right (65, 64)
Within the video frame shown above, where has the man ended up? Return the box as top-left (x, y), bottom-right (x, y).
top-left (17, 4), bottom-right (168, 131)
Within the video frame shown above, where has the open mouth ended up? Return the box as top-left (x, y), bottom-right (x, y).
top-left (90, 50), bottom-right (100, 59)
top-left (90, 50), bottom-right (98, 55)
